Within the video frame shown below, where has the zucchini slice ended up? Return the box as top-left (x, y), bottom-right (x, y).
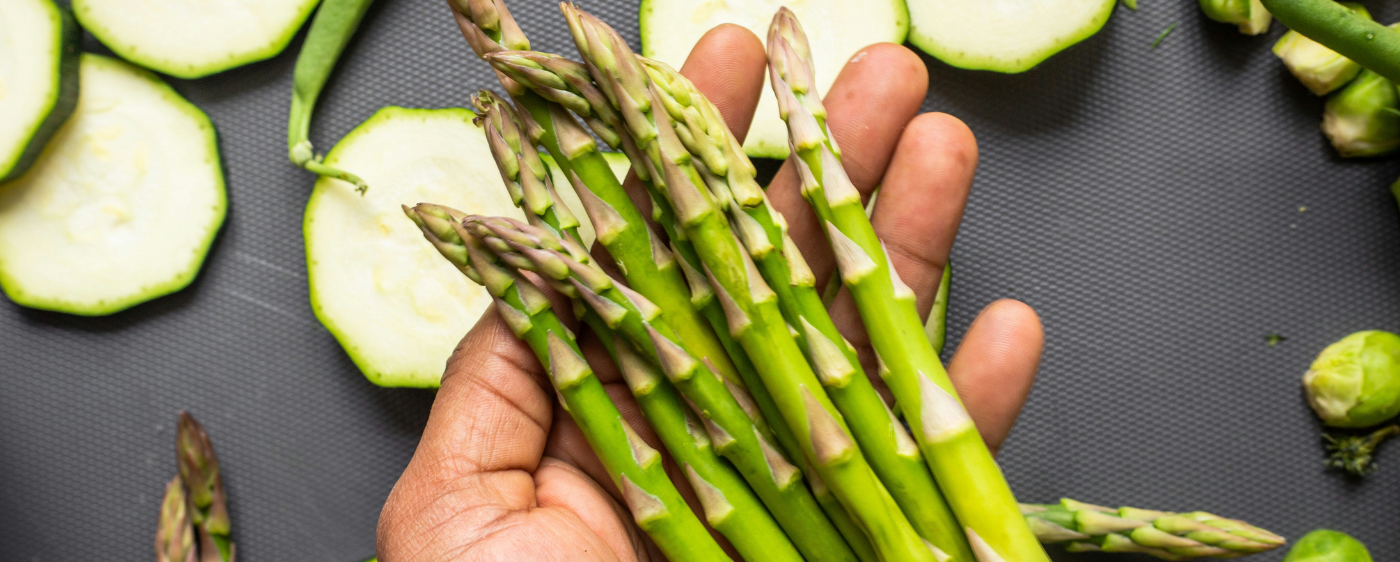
top-left (640, 0), bottom-right (908, 159)
top-left (907, 0), bottom-right (1116, 73)
top-left (0, 55), bottom-right (226, 316)
top-left (0, 0), bottom-right (80, 182)
top-left (304, 107), bottom-right (628, 388)
top-left (73, 0), bottom-right (320, 79)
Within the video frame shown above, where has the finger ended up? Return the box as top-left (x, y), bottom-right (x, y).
top-left (679, 24), bottom-right (769, 142)
top-left (533, 458), bottom-right (642, 561)
top-left (946, 300), bottom-right (1044, 455)
top-left (767, 43), bottom-right (929, 286)
top-left (827, 113), bottom-right (977, 342)
top-left (379, 306), bottom-right (553, 554)
top-left (621, 24), bottom-right (767, 219)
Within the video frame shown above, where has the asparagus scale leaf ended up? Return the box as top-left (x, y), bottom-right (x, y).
top-left (1023, 499), bottom-right (1286, 560)
top-left (176, 412), bottom-right (235, 562)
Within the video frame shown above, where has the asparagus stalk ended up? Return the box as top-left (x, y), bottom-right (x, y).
top-left (453, 105), bottom-right (810, 560)
top-left (460, 213), bottom-right (857, 562)
top-left (176, 412), bottom-right (235, 562)
top-left (484, 50), bottom-right (806, 468)
top-left (1323, 425), bottom-right (1399, 476)
top-left (643, 57), bottom-right (973, 561)
top-left (1271, 3), bottom-right (1372, 96)
top-left (405, 206), bottom-right (729, 562)
top-left (559, 6), bottom-right (934, 561)
top-left (1023, 499), bottom-right (1285, 559)
top-left (156, 476), bottom-right (197, 562)
top-left (767, 9), bottom-right (1049, 562)
top-left (454, 0), bottom-right (765, 445)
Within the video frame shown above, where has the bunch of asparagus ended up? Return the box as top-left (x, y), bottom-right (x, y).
top-left (156, 412), bottom-right (235, 562)
top-left (410, 2), bottom-right (1285, 560)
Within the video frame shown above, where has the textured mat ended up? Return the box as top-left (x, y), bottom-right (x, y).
top-left (2, 1), bottom-right (1397, 560)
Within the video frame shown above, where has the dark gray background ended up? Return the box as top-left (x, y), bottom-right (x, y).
top-left (2, 0), bottom-right (1397, 560)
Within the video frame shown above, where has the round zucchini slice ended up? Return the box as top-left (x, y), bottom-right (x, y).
top-left (304, 106), bottom-right (631, 388)
top-left (0, 0), bottom-right (80, 182)
top-left (907, 0), bottom-right (1116, 73)
top-left (640, 0), bottom-right (908, 159)
top-left (0, 55), bottom-right (226, 316)
top-left (73, 0), bottom-right (320, 79)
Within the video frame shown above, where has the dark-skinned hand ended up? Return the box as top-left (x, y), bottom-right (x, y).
top-left (377, 21), bottom-right (1045, 562)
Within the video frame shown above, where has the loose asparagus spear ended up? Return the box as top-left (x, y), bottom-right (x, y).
top-left (460, 213), bottom-right (856, 562)
top-left (643, 57), bottom-right (973, 561)
top-left (484, 50), bottom-right (807, 470)
top-left (451, 103), bottom-right (809, 560)
top-left (559, 6), bottom-right (934, 561)
top-left (1023, 499), bottom-right (1285, 559)
top-left (405, 207), bottom-right (729, 562)
top-left (156, 476), bottom-right (197, 562)
top-left (454, 0), bottom-right (763, 442)
top-left (767, 9), bottom-right (1049, 562)
top-left (176, 412), bottom-right (235, 562)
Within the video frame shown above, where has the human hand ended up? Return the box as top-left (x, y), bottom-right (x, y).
top-left (377, 23), bottom-right (1044, 562)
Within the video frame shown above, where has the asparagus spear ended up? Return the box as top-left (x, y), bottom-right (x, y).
top-left (1023, 499), bottom-right (1285, 559)
top-left (405, 206), bottom-right (730, 562)
top-left (484, 50), bottom-right (806, 469)
top-left (559, 6), bottom-right (934, 561)
top-left (156, 476), bottom-right (197, 562)
top-left (767, 9), bottom-right (1049, 562)
top-left (176, 412), bottom-right (235, 562)
top-left (643, 56), bottom-right (973, 561)
top-left (453, 0), bottom-right (764, 445)
top-left (460, 213), bottom-right (857, 562)
top-left (450, 103), bottom-right (810, 560)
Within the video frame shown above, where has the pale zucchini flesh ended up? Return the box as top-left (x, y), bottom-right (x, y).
top-left (303, 106), bottom-right (628, 388)
top-left (908, 0), bottom-right (1116, 73)
top-left (0, 0), bottom-right (80, 182)
top-left (0, 55), bottom-right (226, 316)
top-left (73, 0), bottom-right (321, 79)
top-left (640, 0), bottom-right (908, 159)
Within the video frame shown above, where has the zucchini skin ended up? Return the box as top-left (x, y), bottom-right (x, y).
top-left (1, 0), bottom-right (81, 183)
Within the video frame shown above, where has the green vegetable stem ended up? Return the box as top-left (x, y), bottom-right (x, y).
top-left (1261, 0), bottom-right (1400, 85)
top-left (1272, 3), bottom-right (1372, 95)
top-left (1323, 425), bottom-right (1398, 476)
top-left (287, 0), bottom-right (376, 194)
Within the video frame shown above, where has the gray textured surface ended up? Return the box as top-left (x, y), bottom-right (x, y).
top-left (1, 0), bottom-right (1397, 560)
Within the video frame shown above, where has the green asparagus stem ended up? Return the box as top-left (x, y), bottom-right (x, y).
top-left (405, 206), bottom-right (729, 562)
top-left (560, 6), bottom-right (934, 561)
top-left (1260, 0), bottom-right (1400, 84)
top-left (461, 214), bottom-right (854, 562)
top-left (642, 56), bottom-right (973, 562)
top-left (454, 1), bottom-right (765, 450)
top-left (767, 9), bottom-right (1049, 562)
top-left (1023, 499), bottom-right (1286, 559)
top-left (176, 412), bottom-right (234, 562)
top-left (926, 263), bottom-right (951, 356)
top-left (1323, 425), bottom-right (1399, 476)
top-left (1322, 67), bottom-right (1400, 157)
top-left (459, 106), bottom-right (808, 561)
top-left (1272, 3), bottom-right (1372, 95)
top-left (483, 49), bottom-right (806, 469)
top-left (156, 475), bottom-right (197, 562)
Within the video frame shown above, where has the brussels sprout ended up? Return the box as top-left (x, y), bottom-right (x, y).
top-left (1322, 69), bottom-right (1400, 158)
top-left (1303, 331), bottom-right (1400, 427)
top-left (1273, 4), bottom-right (1372, 95)
top-left (1282, 530), bottom-right (1372, 562)
top-left (1199, 0), bottom-right (1272, 35)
